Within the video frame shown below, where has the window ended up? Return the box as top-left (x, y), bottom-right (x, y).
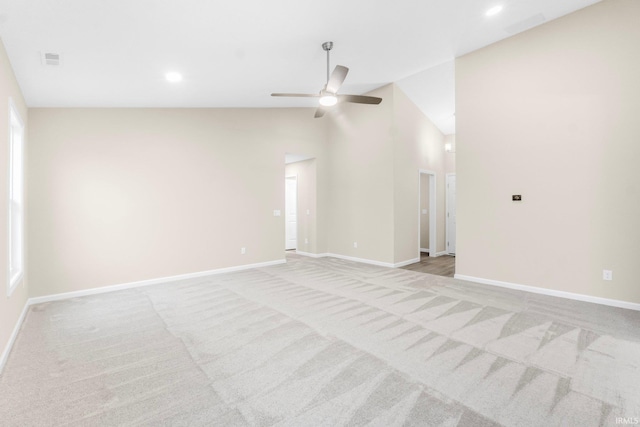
top-left (8, 99), bottom-right (24, 295)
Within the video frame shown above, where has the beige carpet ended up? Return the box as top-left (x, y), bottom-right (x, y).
top-left (1, 255), bottom-right (639, 426)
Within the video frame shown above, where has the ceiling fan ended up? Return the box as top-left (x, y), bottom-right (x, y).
top-left (271, 41), bottom-right (383, 118)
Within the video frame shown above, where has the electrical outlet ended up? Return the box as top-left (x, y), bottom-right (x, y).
top-left (353, 242), bottom-right (358, 248)
top-left (305, 238), bottom-right (308, 244)
top-left (603, 269), bottom-right (613, 281)
top-left (241, 247), bottom-right (246, 255)
top-left (273, 210), bottom-right (281, 216)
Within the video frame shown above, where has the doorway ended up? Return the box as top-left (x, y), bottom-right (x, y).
top-left (418, 170), bottom-right (436, 258)
top-left (285, 175), bottom-right (297, 250)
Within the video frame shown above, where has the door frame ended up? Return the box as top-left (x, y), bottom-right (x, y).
top-left (446, 173), bottom-right (456, 255)
top-left (418, 169), bottom-right (437, 258)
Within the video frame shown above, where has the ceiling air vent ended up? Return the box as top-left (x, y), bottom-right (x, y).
top-left (41, 52), bottom-right (61, 66)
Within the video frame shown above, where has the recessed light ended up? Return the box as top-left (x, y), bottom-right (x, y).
top-left (485, 5), bottom-right (503, 16)
top-left (165, 72), bottom-right (183, 83)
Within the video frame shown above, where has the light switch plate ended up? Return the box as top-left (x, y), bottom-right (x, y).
top-left (273, 210), bottom-right (281, 216)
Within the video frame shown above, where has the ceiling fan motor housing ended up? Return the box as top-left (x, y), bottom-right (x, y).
top-left (270, 41), bottom-right (382, 118)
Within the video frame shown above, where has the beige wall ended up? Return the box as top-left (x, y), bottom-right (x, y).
top-left (456, 0), bottom-right (640, 303)
top-left (27, 83), bottom-right (447, 302)
top-left (325, 84), bottom-right (449, 265)
top-left (0, 39), bottom-right (29, 366)
top-left (392, 85), bottom-right (447, 263)
top-left (27, 108), bottom-right (328, 297)
top-left (326, 85), bottom-right (396, 263)
top-left (285, 159), bottom-right (318, 254)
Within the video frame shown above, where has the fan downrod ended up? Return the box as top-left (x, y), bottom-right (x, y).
top-left (322, 41), bottom-right (334, 83)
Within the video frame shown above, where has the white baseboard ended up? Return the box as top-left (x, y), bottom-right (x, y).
top-left (393, 257), bottom-right (421, 268)
top-left (0, 300), bottom-right (30, 374)
top-left (29, 259), bottom-right (286, 306)
top-left (294, 251), bottom-right (329, 259)
top-left (431, 251), bottom-right (449, 257)
top-left (296, 251), bottom-right (418, 269)
top-left (454, 274), bottom-right (640, 312)
top-left (325, 253), bottom-right (395, 268)
top-left (420, 249), bottom-right (453, 257)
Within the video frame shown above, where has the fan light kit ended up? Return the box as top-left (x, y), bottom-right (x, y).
top-left (272, 41), bottom-right (382, 118)
top-left (319, 94), bottom-right (337, 107)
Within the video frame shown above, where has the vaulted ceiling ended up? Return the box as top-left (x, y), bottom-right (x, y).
top-left (0, 0), bottom-right (600, 135)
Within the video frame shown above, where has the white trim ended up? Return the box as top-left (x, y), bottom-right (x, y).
top-left (325, 253), bottom-right (395, 268)
top-left (294, 252), bottom-right (394, 268)
top-left (0, 299), bottom-right (29, 373)
top-left (393, 257), bottom-right (420, 268)
top-left (420, 248), bottom-right (429, 253)
top-left (454, 274), bottom-right (640, 312)
top-left (445, 173), bottom-right (456, 255)
top-left (295, 251), bottom-right (419, 269)
top-left (29, 259), bottom-right (286, 305)
top-left (294, 250), bottom-right (329, 258)
top-left (7, 98), bottom-right (25, 297)
top-left (431, 251), bottom-right (449, 257)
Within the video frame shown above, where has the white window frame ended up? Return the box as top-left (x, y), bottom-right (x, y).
top-left (7, 98), bottom-right (24, 296)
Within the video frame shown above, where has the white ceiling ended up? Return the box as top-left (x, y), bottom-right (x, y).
top-left (0, 0), bottom-right (600, 135)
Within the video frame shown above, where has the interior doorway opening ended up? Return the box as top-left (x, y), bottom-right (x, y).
top-left (285, 153), bottom-right (317, 256)
top-left (418, 170), bottom-right (436, 258)
top-left (285, 175), bottom-right (297, 251)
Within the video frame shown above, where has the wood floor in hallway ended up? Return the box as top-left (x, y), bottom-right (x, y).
top-left (401, 252), bottom-right (455, 277)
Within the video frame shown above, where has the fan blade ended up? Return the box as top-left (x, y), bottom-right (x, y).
top-left (314, 107), bottom-right (326, 118)
top-left (325, 65), bottom-right (349, 93)
top-left (338, 94), bottom-right (382, 105)
top-left (271, 93), bottom-right (319, 97)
